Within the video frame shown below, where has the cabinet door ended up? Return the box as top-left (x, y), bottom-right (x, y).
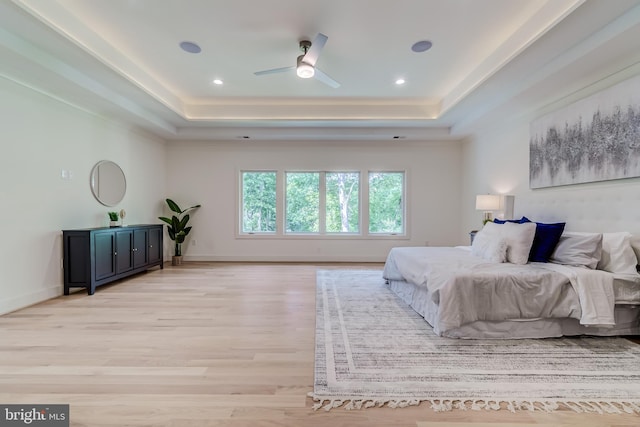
top-left (115, 229), bottom-right (134, 274)
top-left (133, 229), bottom-right (148, 268)
top-left (94, 232), bottom-right (116, 280)
top-left (148, 227), bottom-right (162, 264)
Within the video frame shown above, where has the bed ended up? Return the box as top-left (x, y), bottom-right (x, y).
top-left (383, 220), bottom-right (640, 339)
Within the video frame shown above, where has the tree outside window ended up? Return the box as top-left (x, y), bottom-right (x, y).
top-left (241, 170), bottom-right (404, 236)
top-left (285, 172), bottom-right (319, 233)
top-left (241, 171), bottom-right (276, 233)
top-left (326, 172), bottom-right (359, 233)
top-left (369, 172), bottom-right (404, 234)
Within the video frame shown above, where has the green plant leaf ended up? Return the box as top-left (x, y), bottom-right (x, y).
top-left (171, 216), bottom-right (181, 231)
top-left (158, 216), bottom-right (172, 226)
top-left (183, 204), bottom-right (201, 214)
top-left (166, 199), bottom-right (182, 214)
top-left (161, 199), bottom-right (200, 244)
top-left (175, 231), bottom-right (186, 244)
top-left (179, 214), bottom-right (190, 230)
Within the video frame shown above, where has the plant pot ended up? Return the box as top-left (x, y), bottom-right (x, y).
top-left (172, 255), bottom-right (183, 266)
top-left (109, 221), bottom-right (119, 228)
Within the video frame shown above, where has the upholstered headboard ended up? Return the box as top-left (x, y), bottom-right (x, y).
top-left (515, 183), bottom-right (640, 267)
top-left (515, 184), bottom-right (640, 234)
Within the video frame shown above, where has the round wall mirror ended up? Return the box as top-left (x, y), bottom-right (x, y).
top-left (90, 160), bottom-right (126, 206)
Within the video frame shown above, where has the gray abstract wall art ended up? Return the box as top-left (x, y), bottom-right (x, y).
top-left (530, 74), bottom-right (640, 189)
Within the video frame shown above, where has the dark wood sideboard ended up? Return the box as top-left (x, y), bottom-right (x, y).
top-left (63, 224), bottom-right (163, 295)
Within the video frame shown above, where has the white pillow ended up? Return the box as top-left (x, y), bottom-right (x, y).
top-left (597, 232), bottom-right (639, 275)
top-left (471, 228), bottom-right (507, 263)
top-left (480, 221), bottom-right (536, 265)
top-left (550, 232), bottom-right (602, 269)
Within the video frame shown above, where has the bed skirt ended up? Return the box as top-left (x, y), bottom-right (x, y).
top-left (387, 279), bottom-right (640, 339)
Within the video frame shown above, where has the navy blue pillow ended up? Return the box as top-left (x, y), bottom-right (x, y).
top-left (493, 217), bottom-right (528, 224)
top-left (494, 217), bottom-right (565, 262)
top-left (526, 219), bottom-right (566, 262)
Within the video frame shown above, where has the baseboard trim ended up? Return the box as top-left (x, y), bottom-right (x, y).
top-left (182, 255), bottom-right (387, 263)
top-left (0, 285), bottom-right (62, 316)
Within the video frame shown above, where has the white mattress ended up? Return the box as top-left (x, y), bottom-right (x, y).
top-left (388, 278), bottom-right (640, 339)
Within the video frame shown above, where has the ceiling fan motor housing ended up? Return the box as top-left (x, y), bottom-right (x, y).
top-left (299, 40), bottom-right (312, 53)
top-left (296, 54), bottom-right (314, 78)
top-left (254, 33), bottom-right (338, 87)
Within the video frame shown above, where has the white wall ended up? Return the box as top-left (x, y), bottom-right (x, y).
top-left (165, 139), bottom-right (464, 262)
top-left (0, 76), bottom-right (166, 315)
top-left (461, 67), bottom-right (640, 236)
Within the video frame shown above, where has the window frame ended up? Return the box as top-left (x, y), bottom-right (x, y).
top-left (367, 170), bottom-right (406, 236)
top-left (324, 171), bottom-right (361, 235)
top-left (239, 169), bottom-right (279, 235)
top-left (237, 168), bottom-right (408, 240)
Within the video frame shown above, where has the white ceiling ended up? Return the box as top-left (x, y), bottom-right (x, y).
top-left (2, 0), bottom-right (640, 140)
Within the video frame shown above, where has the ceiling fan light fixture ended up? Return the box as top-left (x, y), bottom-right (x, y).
top-left (255, 34), bottom-right (339, 87)
top-left (296, 62), bottom-right (315, 79)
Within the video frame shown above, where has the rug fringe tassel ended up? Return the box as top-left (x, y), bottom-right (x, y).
top-left (308, 394), bottom-right (640, 414)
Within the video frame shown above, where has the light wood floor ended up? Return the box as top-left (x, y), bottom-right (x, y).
top-left (1, 262), bottom-right (639, 427)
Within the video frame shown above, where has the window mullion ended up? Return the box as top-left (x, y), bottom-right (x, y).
top-left (277, 170), bottom-right (284, 236)
top-left (319, 171), bottom-right (326, 235)
top-left (362, 171), bottom-right (369, 236)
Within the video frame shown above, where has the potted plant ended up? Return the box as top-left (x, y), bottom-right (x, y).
top-left (159, 198), bottom-right (201, 265)
top-left (108, 211), bottom-right (119, 227)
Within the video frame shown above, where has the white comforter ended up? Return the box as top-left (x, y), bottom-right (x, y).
top-left (382, 246), bottom-right (615, 335)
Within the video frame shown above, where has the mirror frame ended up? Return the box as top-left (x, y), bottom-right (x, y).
top-left (90, 160), bottom-right (127, 207)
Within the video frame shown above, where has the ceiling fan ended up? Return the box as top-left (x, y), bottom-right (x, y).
top-left (254, 33), bottom-right (340, 88)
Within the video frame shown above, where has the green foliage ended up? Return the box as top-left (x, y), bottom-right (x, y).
top-left (108, 212), bottom-right (119, 221)
top-left (368, 172), bottom-right (403, 233)
top-left (240, 171), bottom-right (404, 235)
top-left (242, 172), bottom-right (276, 232)
top-left (158, 198), bottom-right (201, 256)
top-left (286, 172), bottom-right (319, 233)
top-left (325, 172), bottom-right (359, 233)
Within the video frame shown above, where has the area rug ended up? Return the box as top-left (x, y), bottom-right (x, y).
top-left (311, 269), bottom-right (640, 413)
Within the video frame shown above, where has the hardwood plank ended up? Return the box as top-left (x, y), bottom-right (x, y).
top-left (0, 262), bottom-right (638, 426)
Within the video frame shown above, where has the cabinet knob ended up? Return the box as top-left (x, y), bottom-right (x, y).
top-left (114, 252), bottom-right (117, 256)
top-left (149, 245), bottom-right (153, 248)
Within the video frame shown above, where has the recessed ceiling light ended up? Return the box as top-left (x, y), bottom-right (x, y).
top-left (213, 79), bottom-right (223, 85)
top-left (180, 41), bottom-right (201, 54)
top-left (411, 40), bottom-right (433, 53)
top-left (395, 79), bottom-right (406, 85)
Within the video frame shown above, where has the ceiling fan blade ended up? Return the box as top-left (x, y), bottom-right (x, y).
top-left (314, 67), bottom-right (340, 88)
top-left (254, 66), bottom-right (295, 76)
top-left (303, 33), bottom-right (328, 66)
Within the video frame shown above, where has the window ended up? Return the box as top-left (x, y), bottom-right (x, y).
top-left (241, 171), bottom-right (276, 233)
top-left (325, 172), bottom-right (359, 233)
top-left (369, 172), bottom-right (404, 234)
top-left (240, 170), bottom-right (404, 237)
top-left (285, 172), bottom-right (319, 233)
